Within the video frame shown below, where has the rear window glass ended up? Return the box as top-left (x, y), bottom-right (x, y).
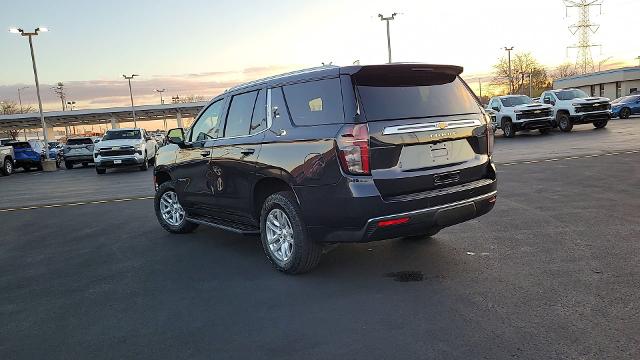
top-left (357, 77), bottom-right (481, 121)
top-left (67, 138), bottom-right (94, 145)
top-left (282, 78), bottom-right (343, 126)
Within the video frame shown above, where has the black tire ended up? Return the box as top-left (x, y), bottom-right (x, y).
top-left (539, 128), bottom-right (551, 135)
top-left (1, 159), bottom-right (13, 176)
top-left (403, 228), bottom-right (440, 241)
top-left (82, 162), bottom-right (89, 167)
top-left (557, 113), bottom-right (573, 132)
top-left (36, 162), bottom-right (43, 171)
top-left (155, 181), bottom-right (199, 234)
top-left (95, 167), bottom-right (106, 174)
top-left (593, 119), bottom-right (608, 129)
top-left (502, 119), bottom-right (516, 138)
top-left (56, 156), bottom-right (62, 168)
top-left (260, 191), bottom-right (322, 274)
top-left (619, 108), bottom-right (631, 119)
top-left (23, 166), bottom-right (31, 172)
top-left (139, 157), bottom-right (149, 171)
top-left (65, 161), bottom-right (74, 170)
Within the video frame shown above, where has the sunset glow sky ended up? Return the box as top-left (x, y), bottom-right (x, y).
top-left (1, 0), bottom-right (638, 113)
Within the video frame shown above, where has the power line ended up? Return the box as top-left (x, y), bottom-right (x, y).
top-left (564, 0), bottom-right (603, 75)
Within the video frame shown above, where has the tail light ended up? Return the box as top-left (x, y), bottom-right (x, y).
top-left (336, 124), bottom-right (370, 175)
top-left (487, 126), bottom-right (494, 156)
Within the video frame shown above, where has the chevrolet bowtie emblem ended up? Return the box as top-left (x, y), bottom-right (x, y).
top-left (437, 122), bottom-right (448, 129)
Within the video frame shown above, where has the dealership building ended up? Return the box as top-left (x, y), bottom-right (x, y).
top-left (553, 66), bottom-right (640, 100)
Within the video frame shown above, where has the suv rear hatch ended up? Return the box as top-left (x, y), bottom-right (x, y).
top-left (65, 138), bottom-right (95, 155)
top-left (343, 64), bottom-right (493, 199)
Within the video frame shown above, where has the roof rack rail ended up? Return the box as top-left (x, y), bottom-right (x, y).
top-left (226, 64), bottom-right (340, 93)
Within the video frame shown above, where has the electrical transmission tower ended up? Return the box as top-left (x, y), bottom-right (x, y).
top-left (564, 0), bottom-right (602, 74)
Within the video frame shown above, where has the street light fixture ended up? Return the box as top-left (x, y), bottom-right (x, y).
top-left (154, 88), bottom-right (167, 104)
top-left (504, 46), bottom-right (514, 94)
top-left (66, 101), bottom-right (76, 110)
top-left (9, 27), bottom-right (51, 160)
top-left (123, 74), bottom-right (139, 127)
top-left (378, 13), bottom-right (398, 63)
top-left (17, 86), bottom-right (29, 112)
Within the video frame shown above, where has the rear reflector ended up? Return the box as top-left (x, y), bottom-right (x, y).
top-left (377, 217), bottom-right (410, 228)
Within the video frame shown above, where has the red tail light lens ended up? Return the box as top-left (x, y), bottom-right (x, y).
top-left (336, 124), bottom-right (370, 175)
top-left (485, 117), bottom-right (494, 156)
top-left (377, 217), bottom-right (410, 228)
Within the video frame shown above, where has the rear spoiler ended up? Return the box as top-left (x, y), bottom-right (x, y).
top-left (342, 63), bottom-right (464, 87)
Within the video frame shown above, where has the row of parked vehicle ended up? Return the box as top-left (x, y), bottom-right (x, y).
top-left (0, 129), bottom-right (160, 176)
top-left (485, 88), bottom-right (620, 137)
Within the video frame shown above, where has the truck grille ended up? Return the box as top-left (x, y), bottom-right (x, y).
top-left (575, 103), bottom-right (610, 113)
top-left (99, 147), bottom-right (136, 157)
top-left (516, 109), bottom-right (553, 120)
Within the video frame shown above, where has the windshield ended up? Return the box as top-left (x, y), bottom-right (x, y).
top-left (555, 89), bottom-right (588, 100)
top-left (501, 96), bottom-right (533, 107)
top-left (357, 77), bottom-right (481, 121)
top-left (102, 130), bottom-right (141, 141)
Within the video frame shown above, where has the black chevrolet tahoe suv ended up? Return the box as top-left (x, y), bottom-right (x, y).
top-left (154, 63), bottom-right (497, 274)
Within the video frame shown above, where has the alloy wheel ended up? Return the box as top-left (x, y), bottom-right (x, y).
top-left (265, 208), bottom-right (294, 262)
top-left (159, 191), bottom-right (185, 226)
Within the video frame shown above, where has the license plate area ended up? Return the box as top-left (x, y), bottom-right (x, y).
top-left (397, 139), bottom-right (475, 170)
top-left (433, 171), bottom-right (460, 185)
top-left (113, 160), bottom-right (122, 164)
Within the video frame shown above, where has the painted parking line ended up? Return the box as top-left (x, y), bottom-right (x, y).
top-left (0, 196), bottom-right (154, 213)
top-left (498, 149), bottom-right (639, 166)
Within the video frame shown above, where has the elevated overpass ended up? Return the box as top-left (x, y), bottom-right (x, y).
top-left (0, 102), bottom-right (208, 132)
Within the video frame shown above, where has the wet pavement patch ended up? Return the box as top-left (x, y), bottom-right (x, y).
top-left (385, 271), bottom-right (424, 282)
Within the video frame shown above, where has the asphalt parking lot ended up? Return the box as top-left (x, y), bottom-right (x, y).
top-left (1, 119), bottom-right (639, 359)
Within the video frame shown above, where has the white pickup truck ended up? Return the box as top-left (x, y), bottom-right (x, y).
top-left (486, 95), bottom-right (555, 138)
top-left (540, 89), bottom-right (611, 132)
top-left (0, 138), bottom-right (15, 176)
top-left (93, 128), bottom-right (158, 174)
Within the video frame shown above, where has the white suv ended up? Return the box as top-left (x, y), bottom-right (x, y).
top-left (487, 95), bottom-right (554, 138)
top-left (541, 89), bottom-right (611, 132)
top-left (93, 128), bottom-right (158, 174)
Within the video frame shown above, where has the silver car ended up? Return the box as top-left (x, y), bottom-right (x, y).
top-left (63, 137), bottom-right (95, 169)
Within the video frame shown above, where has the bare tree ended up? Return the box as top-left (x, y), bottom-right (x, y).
top-left (553, 63), bottom-right (578, 79)
top-left (492, 52), bottom-right (551, 97)
top-left (1, 100), bottom-right (35, 139)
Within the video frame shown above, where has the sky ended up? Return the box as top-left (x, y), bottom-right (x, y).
top-left (1, 0), bottom-right (638, 116)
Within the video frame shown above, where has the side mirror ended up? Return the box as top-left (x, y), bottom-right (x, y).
top-left (543, 98), bottom-right (550, 104)
top-left (167, 128), bottom-right (186, 147)
top-left (492, 106), bottom-right (500, 111)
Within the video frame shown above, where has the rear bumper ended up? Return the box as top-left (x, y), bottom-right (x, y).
top-left (63, 154), bottom-right (94, 162)
top-left (296, 162), bottom-right (497, 243)
top-left (570, 111), bottom-right (611, 124)
top-left (514, 117), bottom-right (554, 130)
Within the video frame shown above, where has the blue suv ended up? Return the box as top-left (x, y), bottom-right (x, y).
top-left (612, 95), bottom-right (640, 119)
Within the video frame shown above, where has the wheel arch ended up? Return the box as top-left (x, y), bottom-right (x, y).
top-left (253, 177), bottom-right (298, 221)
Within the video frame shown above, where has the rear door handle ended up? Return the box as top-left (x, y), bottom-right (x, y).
top-left (240, 148), bottom-right (255, 155)
top-left (200, 150), bottom-right (211, 157)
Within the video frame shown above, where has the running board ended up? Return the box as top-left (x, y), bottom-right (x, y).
top-left (186, 216), bottom-right (260, 235)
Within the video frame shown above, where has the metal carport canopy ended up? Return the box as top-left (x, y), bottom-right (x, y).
top-left (0, 102), bottom-right (208, 130)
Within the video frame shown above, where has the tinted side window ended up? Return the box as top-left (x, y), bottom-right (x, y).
top-left (225, 91), bottom-right (259, 138)
top-left (191, 100), bottom-right (224, 142)
top-left (270, 87), bottom-right (292, 126)
top-left (250, 89), bottom-right (267, 134)
top-left (282, 78), bottom-right (343, 126)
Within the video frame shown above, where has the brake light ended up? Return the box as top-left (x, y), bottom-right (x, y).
top-left (486, 121), bottom-right (494, 156)
top-left (336, 124), bottom-right (370, 175)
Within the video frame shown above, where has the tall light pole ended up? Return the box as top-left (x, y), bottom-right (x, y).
top-left (154, 88), bottom-right (166, 104)
top-left (636, 56), bottom-right (640, 67)
top-left (17, 86), bottom-right (28, 112)
top-left (598, 56), bottom-right (612, 72)
top-left (378, 13), bottom-right (398, 63)
top-left (10, 27), bottom-right (51, 160)
top-left (123, 74), bottom-right (139, 127)
top-left (504, 46), bottom-right (514, 94)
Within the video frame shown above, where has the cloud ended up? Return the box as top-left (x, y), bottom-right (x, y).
top-left (0, 64), bottom-right (300, 111)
